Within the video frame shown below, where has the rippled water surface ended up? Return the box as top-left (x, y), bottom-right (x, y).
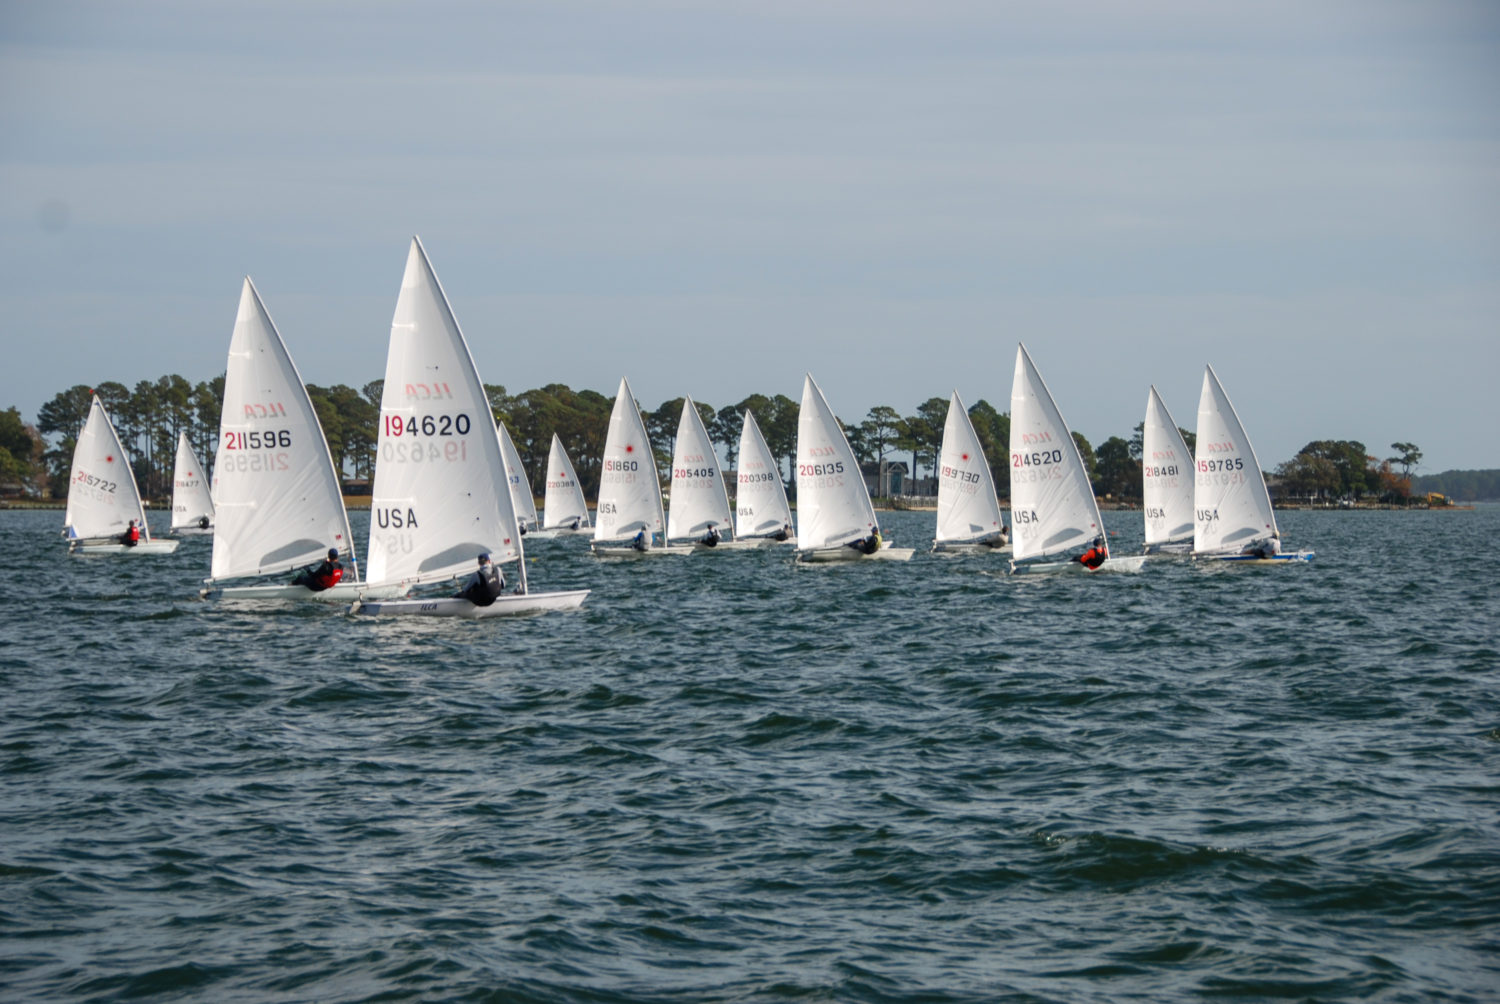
top-left (2, 507), bottom-right (1497, 1002)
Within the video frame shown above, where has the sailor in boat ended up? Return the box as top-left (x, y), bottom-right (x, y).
top-left (568, 516), bottom-right (582, 531)
top-left (1075, 535), bottom-right (1107, 570)
top-left (1242, 532), bottom-right (1281, 559)
top-left (456, 552), bottom-right (504, 606)
top-left (197, 515), bottom-right (211, 530)
top-left (848, 529), bottom-right (882, 555)
top-left (291, 548), bottom-right (344, 592)
top-left (633, 527), bottom-right (652, 552)
top-left (772, 522), bottom-right (791, 542)
top-left (120, 520), bottom-right (141, 548)
top-left (701, 524), bottom-right (722, 548)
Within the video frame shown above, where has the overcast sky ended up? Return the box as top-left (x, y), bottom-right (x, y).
top-left (2, 0), bottom-right (1496, 472)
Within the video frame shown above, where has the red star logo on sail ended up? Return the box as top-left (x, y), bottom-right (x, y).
top-left (106, 455), bottom-right (114, 462)
top-left (961, 453), bottom-right (970, 461)
top-left (625, 444), bottom-right (634, 453)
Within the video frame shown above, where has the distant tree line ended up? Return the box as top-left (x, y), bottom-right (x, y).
top-left (1413, 469), bottom-right (1500, 503)
top-left (8, 376), bottom-right (1426, 506)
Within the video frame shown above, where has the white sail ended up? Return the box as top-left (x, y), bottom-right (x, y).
top-left (1008, 344), bottom-right (1103, 562)
top-left (542, 433), bottom-right (590, 529)
top-left (366, 237), bottom-right (521, 586)
top-left (593, 377), bottom-right (665, 544)
top-left (734, 409), bottom-right (793, 538)
top-left (935, 390), bottom-right (1005, 545)
top-left (1142, 386), bottom-right (1194, 547)
top-left (667, 397), bottom-right (733, 541)
top-left (64, 396), bottom-right (149, 540)
top-left (170, 430), bottom-right (215, 531)
top-left (795, 373), bottom-right (878, 551)
top-left (210, 278), bottom-right (354, 581)
top-left (1193, 365), bottom-right (1277, 554)
top-left (498, 422), bottom-right (539, 531)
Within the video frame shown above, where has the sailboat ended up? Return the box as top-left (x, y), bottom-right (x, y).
top-left (932, 390), bottom-right (1008, 553)
top-left (794, 373), bottom-right (913, 562)
top-left (63, 396), bottom-right (179, 554)
top-left (541, 433), bottom-right (591, 533)
top-left (351, 238), bottom-right (590, 616)
top-left (1008, 344), bottom-right (1144, 575)
top-left (666, 396), bottom-right (734, 549)
top-left (1141, 386), bottom-right (1194, 554)
top-left (498, 422), bottom-right (551, 538)
top-left (1192, 365), bottom-right (1313, 564)
top-left (200, 278), bottom-right (396, 601)
top-left (728, 409), bottom-right (794, 548)
top-left (592, 377), bottom-right (686, 556)
top-left (169, 430), bottom-right (215, 534)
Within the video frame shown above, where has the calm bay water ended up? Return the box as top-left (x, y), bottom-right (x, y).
top-left (1, 507), bottom-right (1497, 1002)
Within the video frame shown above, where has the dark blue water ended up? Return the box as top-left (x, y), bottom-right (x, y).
top-left (2, 507), bottom-right (1497, 1002)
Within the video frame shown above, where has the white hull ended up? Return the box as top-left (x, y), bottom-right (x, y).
top-left (1009, 554), bottom-right (1148, 575)
top-left (200, 581), bottom-right (410, 601)
top-left (1143, 540), bottom-right (1194, 556)
top-left (72, 539), bottom-right (180, 555)
top-left (171, 526), bottom-right (215, 536)
top-left (719, 536), bottom-right (796, 550)
top-left (350, 589), bottom-right (591, 618)
top-left (591, 542), bottom-right (695, 557)
top-left (798, 544), bottom-right (916, 563)
top-left (932, 539), bottom-right (1011, 555)
top-left (521, 529), bottom-right (559, 540)
top-left (540, 525), bottom-right (591, 535)
top-left (1194, 550), bottom-right (1314, 565)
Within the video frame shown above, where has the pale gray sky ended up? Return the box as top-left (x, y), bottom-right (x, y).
top-left (3, 0), bottom-right (1497, 472)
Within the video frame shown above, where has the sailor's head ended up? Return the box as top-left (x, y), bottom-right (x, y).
top-left (478, 552), bottom-right (491, 565)
top-left (327, 548), bottom-right (339, 560)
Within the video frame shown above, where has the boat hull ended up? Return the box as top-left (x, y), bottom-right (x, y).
top-left (932, 539), bottom-right (1012, 555)
top-left (200, 581), bottom-right (410, 602)
top-left (718, 537), bottom-right (796, 550)
top-left (798, 545), bottom-right (915, 563)
top-left (1195, 550), bottom-right (1314, 564)
top-left (590, 542), bottom-right (694, 557)
top-left (1009, 554), bottom-right (1148, 575)
top-left (1143, 541), bottom-right (1194, 556)
top-left (72, 539), bottom-right (180, 555)
top-left (171, 526), bottom-right (215, 536)
top-left (350, 589), bottom-right (591, 618)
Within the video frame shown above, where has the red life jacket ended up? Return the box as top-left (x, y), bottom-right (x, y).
top-left (1080, 547), bottom-right (1105, 569)
top-left (127, 524), bottom-right (141, 543)
top-left (312, 565), bottom-right (344, 590)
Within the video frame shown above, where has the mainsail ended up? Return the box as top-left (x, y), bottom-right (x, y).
top-left (795, 373), bottom-right (878, 551)
top-left (1142, 386), bottom-right (1194, 548)
top-left (366, 237), bottom-right (521, 586)
top-left (1193, 365), bottom-right (1277, 554)
top-left (593, 377), bottom-right (665, 544)
top-left (210, 278), bottom-right (353, 580)
top-left (1008, 344), bottom-right (1103, 562)
top-left (734, 409), bottom-right (792, 538)
top-left (667, 397), bottom-right (732, 540)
